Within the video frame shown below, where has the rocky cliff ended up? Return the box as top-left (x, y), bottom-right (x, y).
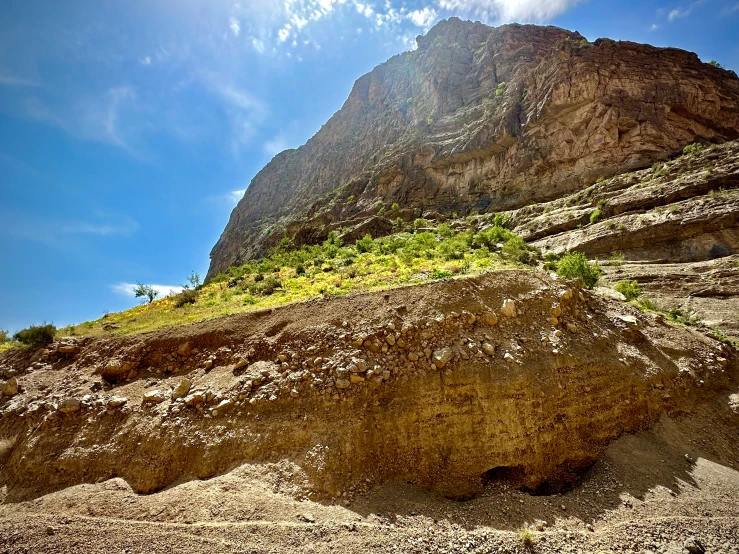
top-left (208, 18), bottom-right (739, 277)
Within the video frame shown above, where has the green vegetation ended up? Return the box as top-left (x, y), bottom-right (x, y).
top-left (589, 208), bottom-right (602, 224)
top-left (495, 81), bottom-right (507, 97)
top-left (184, 271), bottom-right (202, 289)
top-left (66, 221), bottom-right (538, 337)
top-left (613, 279), bottom-right (642, 301)
top-left (609, 251), bottom-right (625, 267)
top-left (683, 142), bottom-right (703, 155)
top-left (636, 298), bottom-right (701, 327)
top-left (709, 60), bottom-right (724, 69)
top-left (556, 252), bottom-right (602, 289)
top-left (518, 528), bottom-right (534, 548)
top-left (134, 282), bottom-right (159, 304)
top-left (391, 202), bottom-right (400, 211)
top-left (13, 323), bottom-right (56, 347)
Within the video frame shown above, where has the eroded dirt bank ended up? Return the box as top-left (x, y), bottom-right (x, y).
top-left (1, 271), bottom-right (738, 553)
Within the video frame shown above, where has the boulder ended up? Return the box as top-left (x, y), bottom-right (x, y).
top-left (171, 379), bottom-right (192, 400)
top-left (1, 377), bottom-right (18, 396)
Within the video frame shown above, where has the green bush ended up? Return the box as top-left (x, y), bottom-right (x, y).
top-left (556, 252), bottom-right (602, 289)
top-left (501, 236), bottom-right (539, 266)
top-left (172, 288), bottom-right (198, 308)
top-left (590, 208), bottom-right (602, 224)
top-left (430, 269), bottom-right (453, 280)
top-left (614, 280), bottom-right (642, 301)
top-left (543, 252), bottom-right (561, 271)
top-left (0, 330), bottom-right (8, 343)
top-left (437, 223), bottom-right (454, 238)
top-left (491, 213), bottom-right (511, 229)
top-left (14, 323), bottom-right (56, 347)
top-left (391, 202), bottom-right (400, 211)
top-left (413, 218), bottom-right (430, 229)
top-left (356, 234), bottom-right (374, 253)
top-left (683, 142), bottom-right (703, 155)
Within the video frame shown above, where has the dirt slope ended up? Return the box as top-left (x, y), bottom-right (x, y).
top-left (1, 271), bottom-right (738, 553)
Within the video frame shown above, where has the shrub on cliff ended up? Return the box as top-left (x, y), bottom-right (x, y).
top-left (614, 280), bottom-right (642, 301)
top-left (13, 323), bottom-right (56, 347)
top-left (683, 142), bottom-right (703, 155)
top-left (556, 252), bottom-right (602, 289)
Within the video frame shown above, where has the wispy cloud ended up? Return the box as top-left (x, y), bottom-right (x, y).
top-left (229, 189), bottom-right (246, 204)
top-left (0, 208), bottom-right (139, 247)
top-left (111, 282), bottom-right (183, 298)
top-left (0, 72), bottom-right (40, 87)
top-left (60, 216), bottom-right (139, 236)
top-left (21, 86), bottom-right (141, 155)
top-left (264, 133), bottom-right (291, 157)
top-left (229, 17), bottom-right (241, 37)
top-left (666, 0), bottom-right (705, 21)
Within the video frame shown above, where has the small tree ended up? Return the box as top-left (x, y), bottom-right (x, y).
top-left (0, 330), bottom-right (9, 343)
top-left (185, 271), bottom-right (202, 289)
top-left (133, 282), bottom-right (159, 304)
top-left (709, 60), bottom-right (724, 69)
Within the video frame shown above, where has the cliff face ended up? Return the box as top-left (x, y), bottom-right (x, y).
top-left (208, 18), bottom-right (739, 278)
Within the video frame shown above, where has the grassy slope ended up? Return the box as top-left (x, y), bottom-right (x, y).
top-left (57, 219), bottom-right (537, 338)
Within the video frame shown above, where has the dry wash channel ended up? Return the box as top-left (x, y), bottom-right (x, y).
top-left (0, 271), bottom-right (737, 506)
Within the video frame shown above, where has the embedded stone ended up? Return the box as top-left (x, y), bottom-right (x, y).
top-left (143, 390), bottom-right (166, 404)
top-left (1, 377), bottom-right (19, 396)
top-left (172, 379), bottom-right (192, 400)
top-left (108, 396), bottom-right (128, 408)
top-left (58, 398), bottom-right (81, 413)
top-left (432, 347), bottom-right (454, 369)
top-left (500, 299), bottom-right (517, 317)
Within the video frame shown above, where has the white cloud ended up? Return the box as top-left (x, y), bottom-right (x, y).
top-left (649, 23), bottom-right (660, 30)
top-left (0, 73), bottom-right (40, 87)
top-left (140, 56), bottom-right (151, 65)
top-left (229, 189), bottom-right (246, 204)
top-left (436, 0), bottom-right (583, 22)
top-left (665, 1), bottom-right (706, 22)
top-left (278, 27), bottom-right (291, 42)
top-left (229, 16), bottom-right (241, 36)
top-left (112, 283), bottom-right (184, 298)
top-left (251, 37), bottom-right (266, 53)
top-left (61, 216), bottom-right (139, 236)
top-left (264, 133), bottom-right (290, 156)
top-left (22, 86), bottom-right (140, 154)
top-left (407, 8), bottom-right (438, 29)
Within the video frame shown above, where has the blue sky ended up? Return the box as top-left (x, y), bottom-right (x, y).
top-left (1, 0), bottom-right (738, 333)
